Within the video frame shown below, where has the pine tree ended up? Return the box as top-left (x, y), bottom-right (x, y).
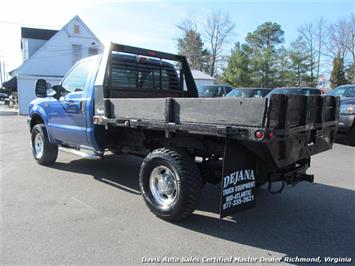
top-left (330, 56), bottom-right (347, 88)
top-left (177, 30), bottom-right (210, 73)
top-left (289, 37), bottom-right (310, 86)
top-left (345, 63), bottom-right (355, 83)
top-left (274, 46), bottom-right (293, 87)
top-left (245, 22), bottom-right (285, 87)
top-left (222, 42), bottom-right (251, 87)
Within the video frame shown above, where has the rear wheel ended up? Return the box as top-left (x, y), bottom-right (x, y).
top-left (139, 148), bottom-right (203, 221)
top-left (31, 124), bottom-right (58, 165)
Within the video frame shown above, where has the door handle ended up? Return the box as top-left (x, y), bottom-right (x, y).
top-left (79, 100), bottom-right (84, 112)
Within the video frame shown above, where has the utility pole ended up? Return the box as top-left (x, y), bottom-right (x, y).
top-left (3, 61), bottom-right (6, 82)
top-left (0, 59), bottom-right (3, 87)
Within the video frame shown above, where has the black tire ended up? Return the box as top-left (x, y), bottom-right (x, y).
top-left (31, 124), bottom-right (58, 165)
top-left (139, 148), bottom-right (203, 222)
top-left (0, 96), bottom-right (4, 101)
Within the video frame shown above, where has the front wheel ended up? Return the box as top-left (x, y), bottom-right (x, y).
top-left (139, 148), bottom-right (203, 222)
top-left (31, 124), bottom-right (58, 165)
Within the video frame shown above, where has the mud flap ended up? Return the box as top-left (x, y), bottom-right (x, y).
top-left (220, 138), bottom-right (256, 218)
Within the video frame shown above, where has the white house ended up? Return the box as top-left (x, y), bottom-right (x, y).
top-left (191, 70), bottom-right (216, 88)
top-left (10, 15), bottom-right (103, 114)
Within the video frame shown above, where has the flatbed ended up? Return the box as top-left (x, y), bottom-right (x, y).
top-left (29, 42), bottom-right (339, 221)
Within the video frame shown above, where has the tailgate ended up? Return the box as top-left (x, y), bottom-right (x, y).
top-left (266, 94), bottom-right (339, 167)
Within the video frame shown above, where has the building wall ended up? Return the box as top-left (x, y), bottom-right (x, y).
top-left (17, 75), bottom-right (62, 115)
top-left (22, 38), bottom-right (47, 61)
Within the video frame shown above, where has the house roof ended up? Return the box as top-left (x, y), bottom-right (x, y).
top-left (2, 76), bottom-right (17, 90)
top-left (21, 27), bottom-right (58, 40)
top-left (191, 70), bottom-right (215, 80)
top-left (11, 15), bottom-right (103, 77)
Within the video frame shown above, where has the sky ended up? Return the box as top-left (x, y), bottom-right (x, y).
top-left (0, 0), bottom-right (354, 81)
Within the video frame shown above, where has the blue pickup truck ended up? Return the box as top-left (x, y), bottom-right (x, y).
top-left (28, 43), bottom-right (339, 221)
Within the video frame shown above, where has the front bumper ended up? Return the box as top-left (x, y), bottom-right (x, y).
top-left (336, 114), bottom-right (354, 140)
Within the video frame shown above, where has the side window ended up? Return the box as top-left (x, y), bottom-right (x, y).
top-left (61, 60), bottom-right (92, 96)
top-left (331, 88), bottom-right (346, 96)
top-left (253, 90), bottom-right (263, 98)
top-left (111, 59), bottom-right (180, 91)
top-left (111, 67), bottom-right (137, 88)
top-left (141, 67), bottom-right (179, 90)
top-left (217, 86), bottom-right (223, 96)
top-left (345, 87), bottom-right (355, 97)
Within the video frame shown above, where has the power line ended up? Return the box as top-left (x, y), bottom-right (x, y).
top-left (0, 20), bottom-right (61, 28)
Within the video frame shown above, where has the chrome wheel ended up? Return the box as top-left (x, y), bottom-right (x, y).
top-left (34, 133), bottom-right (44, 159)
top-left (149, 165), bottom-right (178, 209)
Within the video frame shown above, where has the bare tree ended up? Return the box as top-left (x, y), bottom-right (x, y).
top-left (177, 15), bottom-right (199, 34)
top-left (204, 11), bottom-right (235, 77)
top-left (342, 14), bottom-right (355, 66)
top-left (298, 23), bottom-right (316, 84)
top-left (327, 18), bottom-right (349, 59)
top-left (327, 14), bottom-right (355, 82)
top-left (315, 17), bottom-right (327, 81)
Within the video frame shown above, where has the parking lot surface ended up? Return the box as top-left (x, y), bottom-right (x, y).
top-left (1, 103), bottom-right (354, 264)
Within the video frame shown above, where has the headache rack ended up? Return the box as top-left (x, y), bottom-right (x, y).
top-left (94, 42), bottom-right (198, 118)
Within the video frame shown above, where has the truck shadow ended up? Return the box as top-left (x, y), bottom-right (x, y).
top-left (53, 154), bottom-right (142, 195)
top-left (50, 154), bottom-right (355, 262)
top-left (186, 183), bottom-right (355, 261)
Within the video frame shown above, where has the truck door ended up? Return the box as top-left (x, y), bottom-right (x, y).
top-left (47, 58), bottom-right (95, 147)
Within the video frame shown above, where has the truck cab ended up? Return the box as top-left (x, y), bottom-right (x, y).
top-left (29, 50), bottom-right (183, 153)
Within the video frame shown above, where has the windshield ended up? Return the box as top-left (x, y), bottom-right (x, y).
top-left (266, 89), bottom-right (299, 97)
top-left (301, 89), bottom-right (320, 95)
top-left (226, 89), bottom-right (254, 98)
top-left (198, 86), bottom-right (219, 96)
top-left (266, 88), bottom-right (320, 97)
top-left (328, 86), bottom-right (355, 97)
top-left (252, 89), bottom-right (271, 97)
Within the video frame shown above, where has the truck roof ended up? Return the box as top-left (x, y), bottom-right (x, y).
top-left (112, 52), bottom-right (176, 69)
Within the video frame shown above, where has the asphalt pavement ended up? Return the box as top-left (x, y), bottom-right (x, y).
top-left (0, 103), bottom-right (354, 265)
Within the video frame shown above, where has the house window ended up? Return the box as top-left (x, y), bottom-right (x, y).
top-left (88, 47), bottom-right (98, 56)
top-left (72, 44), bottom-right (82, 64)
top-left (74, 24), bottom-right (80, 34)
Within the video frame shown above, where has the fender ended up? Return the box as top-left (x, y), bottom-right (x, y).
top-left (28, 100), bottom-right (56, 144)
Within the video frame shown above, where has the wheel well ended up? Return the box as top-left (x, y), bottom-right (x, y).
top-left (30, 114), bottom-right (44, 132)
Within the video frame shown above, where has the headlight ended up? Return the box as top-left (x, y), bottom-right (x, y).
top-left (340, 103), bottom-right (355, 114)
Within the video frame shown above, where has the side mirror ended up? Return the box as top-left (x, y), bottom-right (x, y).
top-left (47, 85), bottom-right (62, 98)
top-left (35, 79), bottom-right (48, 98)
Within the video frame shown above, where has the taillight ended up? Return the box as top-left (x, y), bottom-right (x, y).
top-left (147, 51), bottom-right (156, 56)
top-left (255, 130), bottom-right (265, 141)
top-left (268, 132), bottom-right (273, 139)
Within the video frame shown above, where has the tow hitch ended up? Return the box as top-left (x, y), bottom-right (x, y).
top-left (268, 173), bottom-right (314, 194)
